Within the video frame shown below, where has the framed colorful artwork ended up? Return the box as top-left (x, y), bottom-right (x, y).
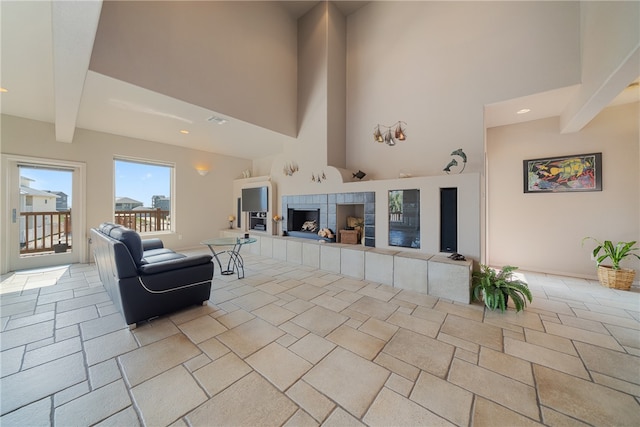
top-left (523, 153), bottom-right (602, 193)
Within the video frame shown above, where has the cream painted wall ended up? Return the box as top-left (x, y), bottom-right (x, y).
top-left (266, 1), bottom-right (637, 279)
top-left (486, 103), bottom-right (639, 279)
top-left (1, 114), bottom-right (251, 273)
top-left (344, 1), bottom-right (580, 180)
top-left (562, 1), bottom-right (640, 132)
top-left (3, 1), bottom-right (635, 278)
top-left (326, 1), bottom-right (347, 169)
top-left (90, 1), bottom-right (298, 137)
top-left (294, 1), bottom-right (330, 169)
top-left (266, 0), bottom-right (483, 258)
top-left (263, 2), bottom-right (483, 259)
top-left (268, 2), bottom-right (482, 262)
top-left (267, 0), bottom-right (581, 267)
top-left (580, 1), bottom-right (639, 82)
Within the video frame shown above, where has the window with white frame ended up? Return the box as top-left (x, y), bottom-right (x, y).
top-left (114, 158), bottom-right (174, 233)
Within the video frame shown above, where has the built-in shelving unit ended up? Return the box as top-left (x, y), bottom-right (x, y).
top-left (249, 211), bottom-right (268, 231)
top-left (232, 176), bottom-right (276, 235)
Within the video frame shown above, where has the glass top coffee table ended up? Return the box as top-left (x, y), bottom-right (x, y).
top-left (200, 237), bottom-right (257, 279)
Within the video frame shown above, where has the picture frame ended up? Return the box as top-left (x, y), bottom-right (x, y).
top-left (523, 152), bottom-right (602, 193)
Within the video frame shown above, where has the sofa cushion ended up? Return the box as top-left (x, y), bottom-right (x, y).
top-left (138, 254), bottom-right (212, 275)
top-left (141, 252), bottom-right (185, 265)
top-left (99, 222), bottom-right (122, 235)
top-left (142, 248), bottom-right (175, 259)
top-left (109, 227), bottom-right (144, 266)
top-left (142, 238), bottom-right (164, 251)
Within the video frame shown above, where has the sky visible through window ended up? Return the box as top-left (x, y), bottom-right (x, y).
top-left (115, 160), bottom-right (171, 207)
top-left (20, 162), bottom-right (172, 209)
top-left (20, 167), bottom-right (73, 204)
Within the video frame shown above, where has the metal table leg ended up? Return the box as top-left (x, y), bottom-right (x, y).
top-left (206, 243), bottom-right (246, 278)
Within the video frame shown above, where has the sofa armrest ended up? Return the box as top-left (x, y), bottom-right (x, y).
top-left (138, 254), bottom-right (212, 275)
top-left (142, 238), bottom-right (164, 251)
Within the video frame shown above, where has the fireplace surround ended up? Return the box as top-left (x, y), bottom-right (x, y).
top-left (282, 192), bottom-right (375, 246)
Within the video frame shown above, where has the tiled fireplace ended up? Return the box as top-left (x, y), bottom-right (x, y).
top-left (286, 208), bottom-right (321, 240)
top-left (282, 192), bottom-right (375, 247)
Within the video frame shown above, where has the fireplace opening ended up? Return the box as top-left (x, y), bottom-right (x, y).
top-left (285, 208), bottom-right (335, 241)
top-left (287, 209), bottom-right (319, 233)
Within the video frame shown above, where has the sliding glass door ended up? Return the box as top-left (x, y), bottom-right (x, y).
top-left (2, 155), bottom-right (86, 272)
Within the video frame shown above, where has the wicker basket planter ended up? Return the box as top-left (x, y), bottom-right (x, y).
top-left (597, 266), bottom-right (636, 290)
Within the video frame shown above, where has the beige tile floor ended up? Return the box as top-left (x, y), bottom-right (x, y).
top-left (1, 251), bottom-right (640, 426)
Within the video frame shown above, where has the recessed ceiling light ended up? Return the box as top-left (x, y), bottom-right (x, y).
top-left (207, 115), bottom-right (228, 125)
top-left (179, 129), bottom-right (189, 134)
top-left (516, 108), bottom-right (531, 114)
top-left (0, 87), bottom-right (8, 93)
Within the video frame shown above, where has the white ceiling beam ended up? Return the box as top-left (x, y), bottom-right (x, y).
top-left (51, 0), bottom-right (102, 143)
top-left (560, 45), bottom-right (640, 134)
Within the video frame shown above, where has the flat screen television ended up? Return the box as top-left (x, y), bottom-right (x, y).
top-left (241, 186), bottom-right (268, 212)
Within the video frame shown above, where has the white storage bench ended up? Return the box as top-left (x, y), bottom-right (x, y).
top-left (427, 255), bottom-right (473, 304)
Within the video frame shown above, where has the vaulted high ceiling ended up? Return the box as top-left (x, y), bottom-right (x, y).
top-left (1, 1), bottom-right (637, 160)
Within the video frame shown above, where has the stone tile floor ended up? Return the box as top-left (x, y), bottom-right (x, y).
top-left (1, 251), bottom-right (640, 426)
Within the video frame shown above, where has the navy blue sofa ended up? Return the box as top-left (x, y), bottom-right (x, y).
top-left (91, 223), bottom-right (213, 329)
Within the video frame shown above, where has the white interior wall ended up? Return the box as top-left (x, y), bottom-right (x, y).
top-left (1, 115), bottom-right (251, 273)
top-left (486, 103), bottom-right (639, 279)
top-left (90, 1), bottom-right (299, 137)
top-left (326, 1), bottom-right (347, 169)
top-left (3, 1), bottom-right (637, 277)
top-left (561, 1), bottom-right (640, 132)
top-left (343, 1), bottom-right (580, 180)
top-left (269, 0), bottom-right (581, 266)
top-left (288, 0), bottom-right (330, 181)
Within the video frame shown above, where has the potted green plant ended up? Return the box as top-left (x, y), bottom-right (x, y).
top-left (582, 238), bottom-right (639, 290)
top-left (472, 265), bottom-right (532, 312)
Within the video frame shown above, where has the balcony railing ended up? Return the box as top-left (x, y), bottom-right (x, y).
top-left (20, 211), bottom-right (72, 254)
top-left (19, 209), bottom-right (170, 255)
top-left (114, 208), bottom-right (170, 233)
top-left (389, 212), bottom-right (404, 222)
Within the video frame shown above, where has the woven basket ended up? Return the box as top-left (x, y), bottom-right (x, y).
top-left (597, 266), bottom-right (635, 290)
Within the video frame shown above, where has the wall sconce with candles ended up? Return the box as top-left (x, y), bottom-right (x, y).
top-left (374, 121), bottom-right (407, 146)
